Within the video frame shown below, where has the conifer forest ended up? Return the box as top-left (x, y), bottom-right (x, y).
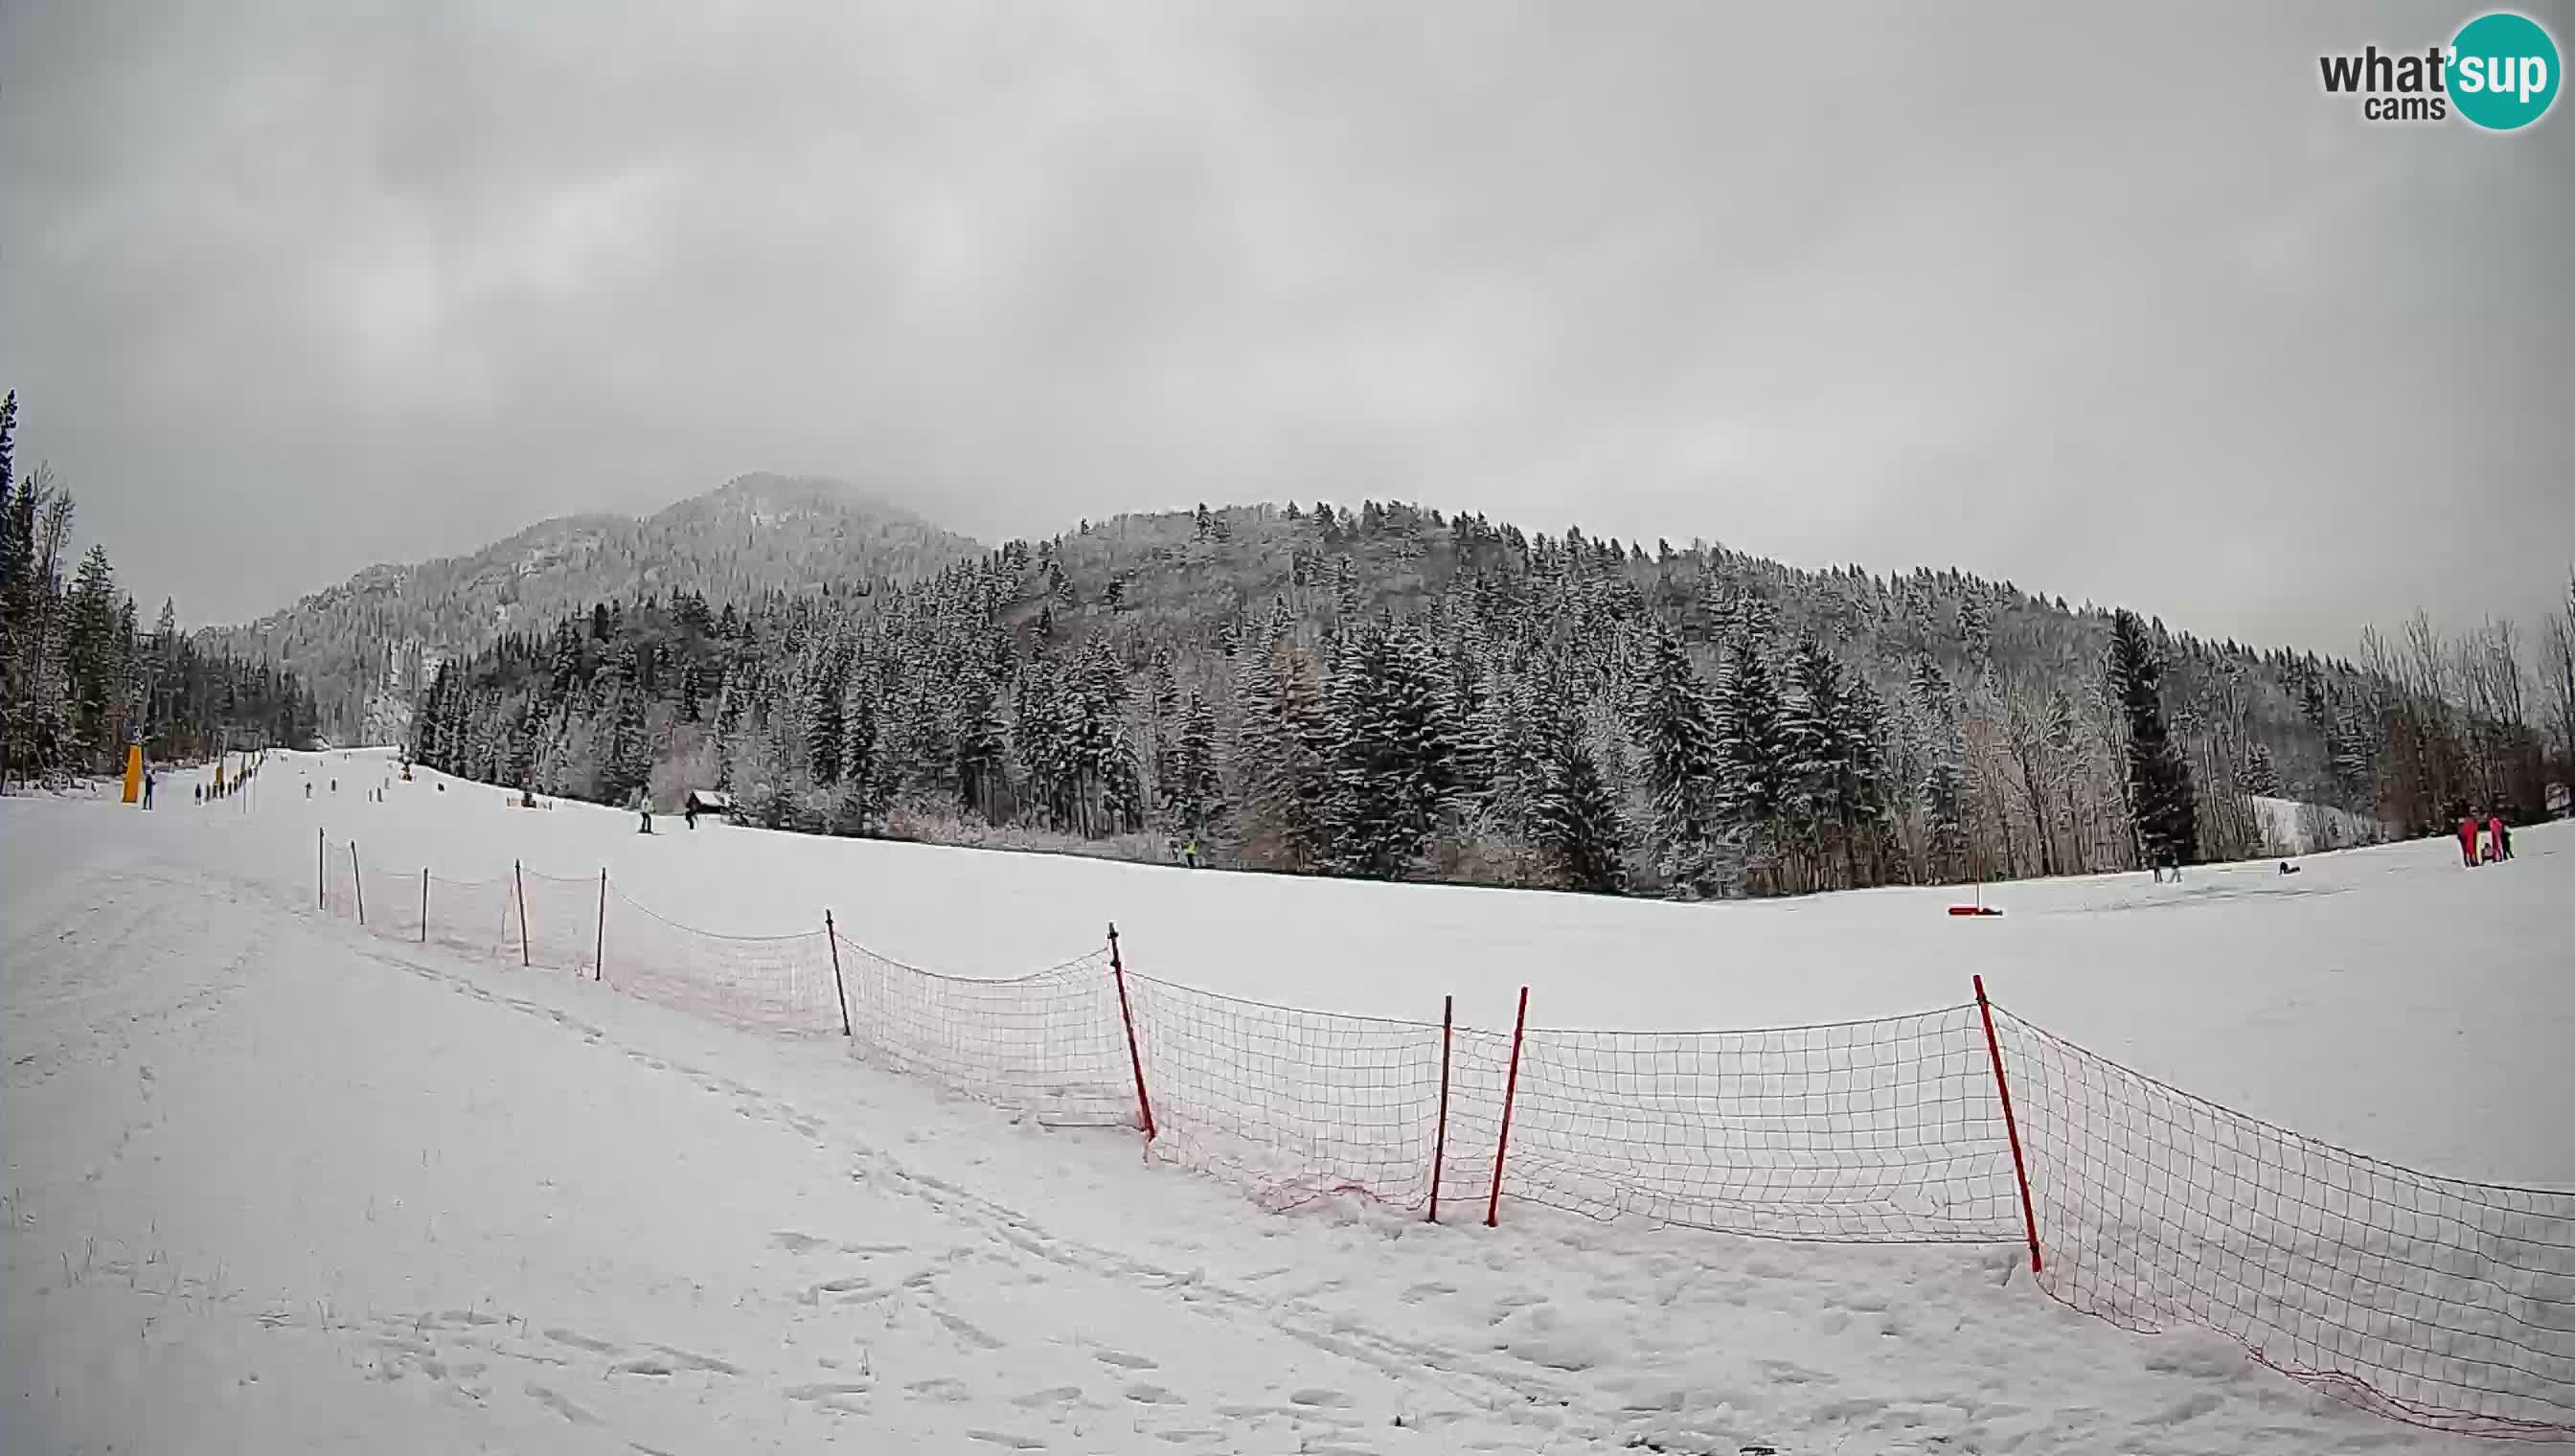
top-left (402, 498), bottom-right (2575, 899)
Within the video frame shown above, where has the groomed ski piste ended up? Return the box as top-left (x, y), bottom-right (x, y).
top-left (6, 747), bottom-right (2569, 1453)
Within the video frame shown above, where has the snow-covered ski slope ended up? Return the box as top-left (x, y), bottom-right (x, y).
top-left (6, 748), bottom-right (2570, 1452)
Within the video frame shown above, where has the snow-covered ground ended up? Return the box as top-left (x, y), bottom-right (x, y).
top-left (6, 748), bottom-right (2568, 1452)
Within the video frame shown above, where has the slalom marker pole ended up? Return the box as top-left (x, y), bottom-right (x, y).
top-left (1428, 993), bottom-right (1453, 1223)
top-left (1107, 924), bottom-right (1155, 1141)
top-left (825, 910), bottom-right (852, 1037)
top-left (1486, 986), bottom-right (1529, 1228)
top-left (1974, 975), bottom-right (2042, 1274)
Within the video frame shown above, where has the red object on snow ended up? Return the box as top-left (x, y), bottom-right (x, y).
top-left (1948, 904), bottom-right (2003, 918)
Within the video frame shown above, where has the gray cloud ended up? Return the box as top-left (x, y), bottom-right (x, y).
top-left (3, 0), bottom-right (2568, 651)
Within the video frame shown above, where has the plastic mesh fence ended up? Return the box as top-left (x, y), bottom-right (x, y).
top-left (602, 890), bottom-right (840, 1036)
top-left (422, 876), bottom-right (516, 961)
top-left (506, 869), bottom-right (605, 974)
top-left (1125, 976), bottom-right (1451, 1212)
top-left (360, 867), bottom-right (423, 943)
top-left (1470, 1006), bottom-right (2023, 1242)
top-left (832, 934), bottom-right (1132, 1127)
top-left (318, 837), bottom-right (358, 922)
top-left (290, 836), bottom-right (2575, 1441)
top-left (1993, 1008), bottom-right (2575, 1440)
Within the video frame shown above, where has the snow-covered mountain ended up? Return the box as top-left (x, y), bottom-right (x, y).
top-left (200, 474), bottom-right (983, 740)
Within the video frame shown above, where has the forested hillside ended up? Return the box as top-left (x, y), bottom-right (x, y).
top-left (0, 394), bottom-right (321, 787)
top-left (408, 499), bottom-right (2575, 898)
top-left (198, 473), bottom-right (983, 741)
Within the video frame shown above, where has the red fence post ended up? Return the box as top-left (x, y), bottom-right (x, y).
top-left (420, 866), bottom-right (429, 944)
top-left (1428, 993), bottom-right (1454, 1223)
top-left (824, 910), bottom-right (853, 1037)
top-left (594, 868), bottom-right (607, 983)
top-left (1107, 923), bottom-right (1156, 1140)
top-left (1974, 974), bottom-right (2043, 1274)
top-left (513, 860), bottom-right (531, 967)
top-left (1486, 986), bottom-right (1529, 1229)
top-left (351, 842), bottom-right (366, 927)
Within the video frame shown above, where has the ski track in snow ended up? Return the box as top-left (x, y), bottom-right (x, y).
top-left (6, 752), bottom-right (2553, 1453)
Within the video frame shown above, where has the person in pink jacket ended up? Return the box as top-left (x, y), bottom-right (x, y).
top-left (2489, 813), bottom-right (2511, 863)
top-left (2459, 812), bottom-right (2481, 867)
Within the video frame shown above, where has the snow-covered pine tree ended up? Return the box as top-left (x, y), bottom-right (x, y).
top-left (2243, 739), bottom-right (2281, 798)
top-left (954, 662), bottom-right (1008, 821)
top-left (1836, 674), bottom-right (1893, 885)
top-left (832, 662), bottom-right (882, 834)
top-left (412, 662), bottom-right (452, 767)
top-left (1326, 619), bottom-right (1455, 879)
top-left (1779, 632), bottom-right (1854, 888)
top-left (601, 642), bottom-right (654, 807)
top-left (1906, 658), bottom-right (1970, 879)
top-left (1530, 703), bottom-right (1626, 894)
top-left (1634, 626), bottom-right (1725, 896)
top-left (1714, 625), bottom-right (1790, 876)
top-left (676, 659), bottom-right (702, 722)
top-left (66, 545), bottom-right (120, 765)
top-left (2108, 608), bottom-right (2199, 868)
top-left (1173, 690), bottom-right (1221, 836)
top-left (807, 638), bottom-right (847, 786)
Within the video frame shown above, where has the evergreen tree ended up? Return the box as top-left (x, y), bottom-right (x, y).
top-left (1715, 627), bottom-right (1790, 841)
top-left (601, 642), bottom-right (654, 806)
top-left (1908, 659), bottom-right (1970, 877)
top-left (1172, 690), bottom-right (1221, 835)
top-left (1531, 706), bottom-right (1625, 893)
top-left (807, 642), bottom-right (847, 785)
top-left (1326, 621), bottom-right (1455, 878)
top-left (2108, 609), bottom-right (2199, 867)
top-left (65, 546), bottom-right (122, 765)
top-left (1634, 626), bottom-right (1725, 895)
top-left (954, 664), bottom-right (1008, 820)
top-left (413, 663), bottom-right (452, 766)
top-left (847, 661), bottom-right (890, 826)
top-left (2243, 739), bottom-right (2281, 798)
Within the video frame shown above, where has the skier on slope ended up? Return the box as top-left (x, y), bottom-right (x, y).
top-left (2458, 811), bottom-right (2480, 868)
top-left (2489, 812), bottom-right (2511, 863)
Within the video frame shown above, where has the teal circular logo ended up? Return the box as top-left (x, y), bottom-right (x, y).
top-left (2450, 11), bottom-right (2560, 130)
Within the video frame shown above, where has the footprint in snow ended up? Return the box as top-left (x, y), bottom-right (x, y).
top-left (1012, 1386), bottom-right (1083, 1407)
top-left (784, 1381), bottom-right (874, 1401)
top-left (769, 1231), bottom-right (832, 1254)
top-left (1288, 1388), bottom-right (1354, 1408)
top-left (646, 1343), bottom-right (743, 1376)
top-left (1093, 1349), bottom-right (1158, 1370)
top-left (936, 1309), bottom-right (1005, 1350)
top-left (524, 1383), bottom-right (600, 1424)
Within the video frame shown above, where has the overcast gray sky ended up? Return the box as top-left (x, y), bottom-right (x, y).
top-left (2, 1), bottom-right (2568, 650)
